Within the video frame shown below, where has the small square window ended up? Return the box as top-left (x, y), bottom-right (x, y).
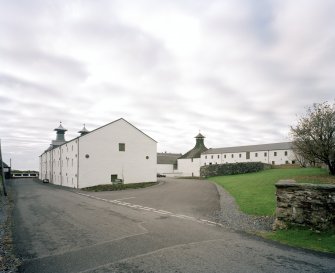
top-left (119, 143), bottom-right (125, 152)
top-left (274, 152), bottom-right (277, 156)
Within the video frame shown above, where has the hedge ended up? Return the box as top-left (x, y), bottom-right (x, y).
top-left (200, 162), bottom-right (271, 177)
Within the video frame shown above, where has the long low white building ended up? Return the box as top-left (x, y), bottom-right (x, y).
top-left (40, 118), bottom-right (157, 188)
top-left (201, 142), bottom-right (296, 166)
top-left (174, 133), bottom-right (297, 177)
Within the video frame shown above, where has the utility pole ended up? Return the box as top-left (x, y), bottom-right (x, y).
top-left (0, 139), bottom-right (7, 196)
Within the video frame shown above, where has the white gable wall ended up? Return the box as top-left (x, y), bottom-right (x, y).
top-left (78, 119), bottom-right (157, 188)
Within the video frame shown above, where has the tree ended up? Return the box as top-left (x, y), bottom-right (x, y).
top-left (290, 102), bottom-right (335, 175)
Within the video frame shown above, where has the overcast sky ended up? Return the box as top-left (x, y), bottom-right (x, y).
top-left (1, 0), bottom-right (334, 170)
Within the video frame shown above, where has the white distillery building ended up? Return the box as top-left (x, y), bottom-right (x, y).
top-left (39, 118), bottom-right (157, 188)
top-left (157, 152), bottom-right (182, 177)
top-left (177, 133), bottom-right (208, 177)
top-left (201, 142), bottom-right (296, 166)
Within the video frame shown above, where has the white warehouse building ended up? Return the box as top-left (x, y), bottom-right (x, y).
top-left (201, 142), bottom-right (296, 166)
top-left (176, 133), bottom-right (296, 177)
top-left (39, 118), bottom-right (157, 188)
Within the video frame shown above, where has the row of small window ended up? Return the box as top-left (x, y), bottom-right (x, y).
top-left (204, 160), bottom-right (295, 166)
top-left (205, 151), bottom-right (288, 160)
top-left (48, 158), bottom-right (75, 167)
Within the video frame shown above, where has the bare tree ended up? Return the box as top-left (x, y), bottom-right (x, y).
top-left (290, 102), bottom-right (335, 175)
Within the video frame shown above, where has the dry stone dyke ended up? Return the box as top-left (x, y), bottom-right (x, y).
top-left (274, 180), bottom-right (335, 231)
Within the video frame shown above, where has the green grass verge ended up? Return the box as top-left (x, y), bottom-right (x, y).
top-left (209, 168), bottom-right (330, 216)
top-left (210, 168), bottom-right (335, 253)
top-left (263, 228), bottom-right (335, 253)
top-left (82, 182), bottom-right (158, 192)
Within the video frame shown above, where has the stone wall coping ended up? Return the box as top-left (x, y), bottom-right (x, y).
top-left (275, 179), bottom-right (335, 190)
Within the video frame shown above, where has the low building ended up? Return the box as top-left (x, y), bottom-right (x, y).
top-left (157, 152), bottom-right (182, 177)
top-left (177, 133), bottom-right (208, 177)
top-left (201, 142), bottom-right (295, 166)
top-left (40, 118), bottom-right (157, 188)
top-left (0, 160), bottom-right (11, 179)
top-left (11, 171), bottom-right (39, 178)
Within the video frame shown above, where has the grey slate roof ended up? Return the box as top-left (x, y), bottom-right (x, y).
top-left (157, 153), bottom-right (182, 164)
top-left (179, 134), bottom-right (208, 159)
top-left (203, 142), bottom-right (293, 155)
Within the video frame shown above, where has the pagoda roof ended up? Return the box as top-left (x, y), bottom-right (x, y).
top-left (54, 122), bottom-right (67, 132)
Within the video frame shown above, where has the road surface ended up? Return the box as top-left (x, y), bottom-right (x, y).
top-left (9, 178), bottom-right (335, 273)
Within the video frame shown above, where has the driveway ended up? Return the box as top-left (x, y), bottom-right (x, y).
top-left (84, 177), bottom-right (221, 219)
top-left (9, 178), bottom-right (335, 273)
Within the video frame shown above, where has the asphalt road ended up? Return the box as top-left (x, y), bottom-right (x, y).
top-left (9, 178), bottom-right (335, 273)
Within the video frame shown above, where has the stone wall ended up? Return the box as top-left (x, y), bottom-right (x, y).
top-left (274, 180), bottom-right (335, 231)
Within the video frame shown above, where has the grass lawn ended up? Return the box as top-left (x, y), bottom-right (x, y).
top-left (264, 228), bottom-right (335, 253)
top-left (209, 167), bottom-right (331, 216)
top-left (210, 167), bottom-right (335, 253)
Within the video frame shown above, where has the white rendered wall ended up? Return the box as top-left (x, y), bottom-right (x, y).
top-left (78, 119), bottom-right (157, 188)
top-left (59, 139), bottom-right (79, 188)
top-left (157, 164), bottom-right (174, 174)
top-left (178, 158), bottom-right (201, 177)
top-left (157, 164), bottom-right (181, 177)
top-left (201, 149), bottom-right (296, 166)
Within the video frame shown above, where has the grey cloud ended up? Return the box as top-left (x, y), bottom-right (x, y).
top-left (0, 73), bottom-right (57, 95)
top-left (72, 19), bottom-right (174, 71)
top-left (0, 47), bottom-right (89, 82)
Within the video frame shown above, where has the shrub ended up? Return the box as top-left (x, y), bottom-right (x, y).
top-left (200, 162), bottom-right (270, 177)
top-left (82, 182), bottom-right (158, 192)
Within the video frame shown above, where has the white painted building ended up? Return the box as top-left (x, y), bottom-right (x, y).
top-left (40, 118), bottom-right (157, 188)
top-left (157, 153), bottom-right (182, 177)
top-left (177, 133), bottom-right (208, 177)
top-left (201, 142), bottom-right (296, 166)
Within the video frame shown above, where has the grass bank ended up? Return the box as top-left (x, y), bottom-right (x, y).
top-left (210, 167), bottom-right (335, 253)
top-left (209, 168), bottom-right (331, 216)
top-left (264, 228), bottom-right (335, 253)
top-left (82, 182), bottom-right (158, 192)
